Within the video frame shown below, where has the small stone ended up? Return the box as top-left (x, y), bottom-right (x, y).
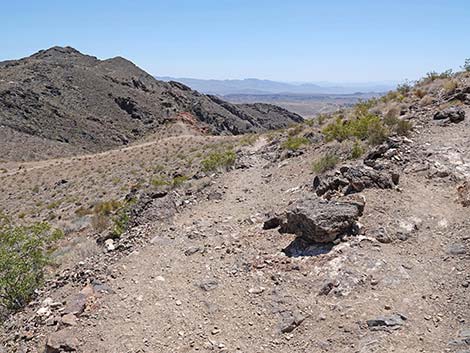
top-left (104, 239), bottom-right (115, 251)
top-left (184, 246), bottom-right (201, 256)
top-left (199, 279), bottom-right (219, 291)
top-left (367, 313), bottom-right (407, 330)
top-left (175, 300), bottom-right (182, 306)
top-left (61, 313), bottom-right (78, 327)
top-left (45, 329), bottom-right (79, 353)
top-left (37, 307), bottom-right (52, 317)
top-left (248, 286), bottom-right (265, 295)
top-left (447, 243), bottom-right (466, 255)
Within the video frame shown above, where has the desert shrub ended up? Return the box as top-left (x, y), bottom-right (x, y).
top-left (287, 124), bottom-right (304, 136)
top-left (322, 117), bottom-right (349, 141)
top-left (414, 88), bottom-right (426, 98)
top-left (395, 119), bottom-right (413, 136)
top-left (312, 153), bottom-right (340, 173)
top-left (111, 205), bottom-right (131, 237)
top-left (91, 214), bottom-right (110, 232)
top-left (304, 119), bottom-right (315, 127)
top-left (239, 134), bottom-right (259, 146)
top-left (366, 120), bottom-right (389, 145)
top-left (322, 114), bottom-right (384, 143)
top-left (281, 136), bottom-right (310, 151)
top-left (396, 82), bottom-right (412, 95)
top-left (172, 175), bottom-right (188, 188)
top-left (443, 79), bottom-right (458, 93)
top-left (354, 98), bottom-right (378, 116)
top-left (421, 69), bottom-right (453, 83)
top-left (46, 200), bottom-right (62, 210)
top-left (420, 95), bottom-right (435, 106)
top-left (201, 150), bottom-right (237, 171)
top-left (317, 113), bottom-right (331, 125)
top-left (94, 200), bottom-right (122, 216)
top-left (75, 206), bottom-right (93, 217)
top-left (151, 176), bottom-right (170, 188)
top-left (350, 140), bottom-right (364, 159)
top-left (0, 215), bottom-right (63, 311)
top-left (462, 58), bottom-right (470, 72)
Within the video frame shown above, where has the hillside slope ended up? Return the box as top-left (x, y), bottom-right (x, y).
top-left (1, 71), bottom-right (470, 352)
top-left (0, 47), bottom-right (302, 161)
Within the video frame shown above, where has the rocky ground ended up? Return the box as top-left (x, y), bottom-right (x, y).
top-left (1, 75), bottom-right (470, 353)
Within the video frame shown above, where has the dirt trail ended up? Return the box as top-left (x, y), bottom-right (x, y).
top-left (0, 134), bottom-right (215, 177)
top-left (59, 109), bottom-right (470, 352)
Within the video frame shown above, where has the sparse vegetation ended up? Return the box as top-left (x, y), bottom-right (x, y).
top-left (462, 58), bottom-right (470, 72)
top-left (287, 124), bottom-right (304, 136)
top-left (350, 140), bottom-right (364, 159)
top-left (201, 150), bottom-right (237, 172)
top-left (239, 133), bottom-right (259, 146)
top-left (151, 176), bottom-right (170, 188)
top-left (172, 175), bottom-right (189, 188)
top-left (0, 214), bottom-right (63, 311)
top-left (420, 69), bottom-right (453, 84)
top-left (312, 153), bottom-right (340, 173)
top-left (443, 79), bottom-right (458, 93)
top-left (322, 114), bottom-right (383, 143)
top-left (281, 136), bottom-right (310, 151)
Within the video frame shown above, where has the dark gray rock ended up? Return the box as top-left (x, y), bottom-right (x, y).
top-left (279, 310), bottom-right (306, 333)
top-left (367, 313), bottom-right (407, 330)
top-left (313, 165), bottom-right (398, 197)
top-left (198, 279), bottom-right (219, 291)
top-left (449, 327), bottom-right (470, 346)
top-left (433, 107), bottom-right (465, 123)
top-left (278, 197), bottom-right (363, 243)
top-left (184, 246), bottom-right (202, 256)
top-left (447, 243), bottom-right (467, 255)
top-left (129, 191), bottom-right (177, 227)
top-left (370, 227), bottom-right (393, 244)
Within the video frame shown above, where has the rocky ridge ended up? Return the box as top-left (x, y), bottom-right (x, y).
top-left (0, 46), bottom-right (302, 161)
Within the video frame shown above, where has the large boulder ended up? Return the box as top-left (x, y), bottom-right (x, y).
top-left (433, 107), bottom-right (465, 123)
top-left (275, 197), bottom-right (364, 243)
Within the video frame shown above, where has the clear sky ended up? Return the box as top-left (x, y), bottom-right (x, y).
top-left (2, 0), bottom-right (469, 82)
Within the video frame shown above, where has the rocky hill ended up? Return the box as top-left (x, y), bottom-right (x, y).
top-left (0, 47), bottom-right (302, 161)
top-left (1, 59), bottom-right (470, 353)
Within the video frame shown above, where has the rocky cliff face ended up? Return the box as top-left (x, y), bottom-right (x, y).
top-left (0, 46), bottom-right (303, 160)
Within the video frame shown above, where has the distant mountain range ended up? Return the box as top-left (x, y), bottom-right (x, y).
top-left (157, 77), bottom-right (397, 95)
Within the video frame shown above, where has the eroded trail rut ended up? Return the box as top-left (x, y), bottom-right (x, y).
top-left (60, 113), bottom-right (470, 353)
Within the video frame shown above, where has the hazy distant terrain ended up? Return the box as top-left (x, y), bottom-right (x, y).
top-left (157, 76), bottom-right (396, 95)
top-left (158, 77), bottom-right (391, 117)
top-left (224, 93), bottom-right (380, 118)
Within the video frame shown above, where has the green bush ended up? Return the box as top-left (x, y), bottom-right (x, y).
top-left (0, 215), bottom-right (62, 311)
top-left (94, 200), bottom-right (122, 215)
top-left (201, 150), bottom-right (237, 172)
top-left (463, 58), bottom-right (470, 72)
top-left (396, 82), bottom-right (412, 95)
top-left (281, 136), bottom-right (310, 151)
top-left (111, 207), bottom-right (130, 237)
top-left (172, 175), bottom-right (188, 188)
top-left (322, 114), bottom-right (383, 142)
top-left (287, 124), bottom-right (304, 136)
top-left (395, 119), bottom-right (413, 136)
top-left (313, 153), bottom-right (340, 173)
top-left (421, 69), bottom-right (453, 83)
top-left (350, 140), bottom-right (364, 159)
top-left (151, 176), bottom-right (170, 188)
top-left (239, 134), bottom-right (259, 146)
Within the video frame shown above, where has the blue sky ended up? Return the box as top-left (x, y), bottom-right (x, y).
top-left (2, 0), bottom-right (469, 82)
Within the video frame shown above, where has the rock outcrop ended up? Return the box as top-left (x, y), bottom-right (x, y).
top-left (266, 197), bottom-right (364, 243)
